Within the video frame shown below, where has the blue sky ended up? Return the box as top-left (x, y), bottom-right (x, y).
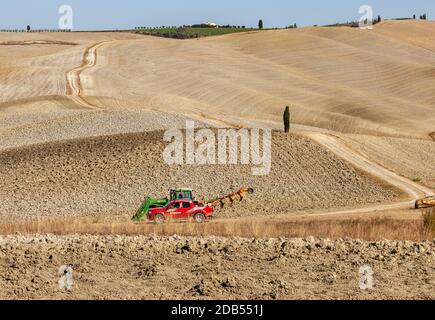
top-left (1, 0), bottom-right (433, 30)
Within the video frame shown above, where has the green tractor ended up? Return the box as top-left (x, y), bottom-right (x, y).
top-left (132, 188), bottom-right (194, 222)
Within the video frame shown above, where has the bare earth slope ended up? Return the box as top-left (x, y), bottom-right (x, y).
top-left (0, 132), bottom-right (397, 219)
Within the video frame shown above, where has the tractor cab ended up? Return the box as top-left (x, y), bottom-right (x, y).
top-left (170, 188), bottom-right (193, 201)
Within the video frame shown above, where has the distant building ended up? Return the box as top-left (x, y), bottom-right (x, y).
top-left (200, 22), bottom-right (218, 28)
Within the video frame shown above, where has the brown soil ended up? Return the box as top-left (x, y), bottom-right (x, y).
top-left (0, 235), bottom-right (433, 300)
top-left (0, 131), bottom-right (398, 219)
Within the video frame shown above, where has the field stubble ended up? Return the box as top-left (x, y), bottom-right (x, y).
top-left (1, 213), bottom-right (432, 241)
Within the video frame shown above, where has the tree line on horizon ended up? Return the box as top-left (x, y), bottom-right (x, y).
top-left (135, 24), bottom-right (247, 30)
top-left (0, 13), bottom-right (430, 33)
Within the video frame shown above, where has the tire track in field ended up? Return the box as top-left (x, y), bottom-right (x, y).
top-left (66, 41), bottom-right (110, 109)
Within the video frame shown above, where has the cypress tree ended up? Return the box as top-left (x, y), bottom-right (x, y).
top-left (284, 106), bottom-right (290, 133)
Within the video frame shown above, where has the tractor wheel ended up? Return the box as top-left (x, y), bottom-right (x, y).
top-left (194, 213), bottom-right (206, 224)
top-left (155, 214), bottom-right (165, 224)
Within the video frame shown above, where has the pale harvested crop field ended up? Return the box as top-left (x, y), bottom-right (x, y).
top-left (1, 21), bottom-right (435, 139)
top-left (85, 20), bottom-right (435, 138)
top-left (0, 20), bottom-right (434, 299)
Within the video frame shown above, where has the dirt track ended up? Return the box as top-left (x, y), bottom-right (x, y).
top-left (341, 134), bottom-right (435, 189)
top-left (66, 41), bottom-right (109, 109)
top-left (306, 133), bottom-right (434, 214)
top-left (0, 235), bottom-right (433, 300)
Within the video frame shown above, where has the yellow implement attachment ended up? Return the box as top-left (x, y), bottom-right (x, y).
top-left (206, 188), bottom-right (254, 208)
top-left (415, 196), bottom-right (435, 209)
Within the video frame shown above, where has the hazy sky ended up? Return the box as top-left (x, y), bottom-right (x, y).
top-left (1, 0), bottom-right (433, 30)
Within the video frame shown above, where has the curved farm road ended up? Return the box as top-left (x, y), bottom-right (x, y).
top-left (304, 132), bottom-right (434, 217)
top-left (66, 41), bottom-right (110, 109)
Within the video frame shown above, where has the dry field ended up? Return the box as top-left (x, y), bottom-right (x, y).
top-left (84, 20), bottom-right (435, 138)
top-left (0, 20), bottom-right (434, 299)
top-left (0, 235), bottom-right (433, 300)
top-left (0, 213), bottom-right (433, 241)
top-left (0, 131), bottom-right (399, 219)
top-left (1, 21), bottom-right (435, 140)
top-left (341, 134), bottom-right (435, 189)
